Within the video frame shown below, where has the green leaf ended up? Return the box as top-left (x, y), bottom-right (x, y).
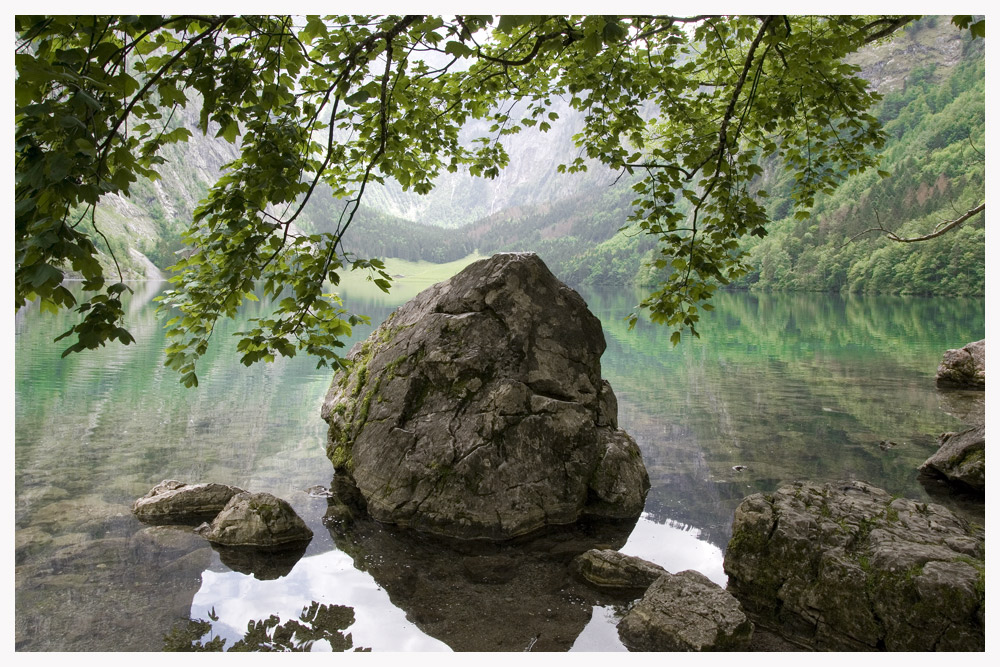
top-left (497, 16), bottom-right (530, 34)
top-left (219, 121), bottom-right (240, 143)
top-left (345, 89), bottom-right (371, 107)
top-left (445, 41), bottom-right (475, 58)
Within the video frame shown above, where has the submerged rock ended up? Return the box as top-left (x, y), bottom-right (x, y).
top-left (132, 480), bottom-right (245, 524)
top-left (196, 492), bottom-right (312, 548)
top-left (321, 252), bottom-right (649, 540)
top-left (571, 548), bottom-right (667, 591)
top-left (617, 570), bottom-right (753, 651)
top-left (919, 425), bottom-right (985, 495)
top-left (935, 339), bottom-right (985, 389)
top-left (724, 480), bottom-right (984, 651)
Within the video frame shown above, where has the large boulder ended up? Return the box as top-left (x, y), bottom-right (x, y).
top-left (935, 339), bottom-right (985, 389)
top-left (195, 492), bottom-right (313, 548)
top-left (617, 570), bottom-right (753, 651)
top-left (919, 425), bottom-right (985, 494)
top-left (132, 480), bottom-right (245, 524)
top-left (321, 252), bottom-right (649, 540)
top-left (724, 480), bottom-right (984, 651)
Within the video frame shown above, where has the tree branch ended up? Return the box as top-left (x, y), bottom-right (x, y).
top-left (847, 203), bottom-right (984, 245)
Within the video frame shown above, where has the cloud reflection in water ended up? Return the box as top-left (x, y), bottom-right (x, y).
top-left (191, 548), bottom-right (450, 651)
top-left (190, 513), bottom-right (723, 652)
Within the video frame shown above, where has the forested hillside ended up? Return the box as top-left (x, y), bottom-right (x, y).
top-left (736, 24), bottom-right (985, 296)
top-left (88, 16), bottom-right (984, 298)
top-left (539, 17), bottom-right (986, 294)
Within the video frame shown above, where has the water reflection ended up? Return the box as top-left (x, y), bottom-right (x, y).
top-left (619, 515), bottom-right (726, 587)
top-left (325, 511), bottom-right (639, 651)
top-left (191, 549), bottom-right (450, 651)
top-left (184, 487), bottom-right (729, 652)
top-left (15, 279), bottom-right (985, 651)
top-left (165, 600), bottom-right (361, 651)
top-left (210, 542), bottom-right (311, 580)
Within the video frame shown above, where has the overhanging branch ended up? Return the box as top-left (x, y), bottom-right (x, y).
top-left (847, 202), bottom-right (984, 244)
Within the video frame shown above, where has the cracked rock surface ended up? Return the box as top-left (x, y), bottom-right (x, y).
top-left (919, 425), bottom-right (985, 494)
top-left (723, 480), bottom-right (984, 651)
top-left (321, 252), bottom-right (649, 540)
top-left (935, 339), bottom-right (985, 389)
top-left (132, 480), bottom-right (245, 524)
top-left (618, 569), bottom-right (753, 651)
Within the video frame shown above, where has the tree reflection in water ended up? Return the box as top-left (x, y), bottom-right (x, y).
top-left (164, 601), bottom-right (366, 652)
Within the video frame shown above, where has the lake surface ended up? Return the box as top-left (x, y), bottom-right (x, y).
top-left (14, 278), bottom-right (985, 651)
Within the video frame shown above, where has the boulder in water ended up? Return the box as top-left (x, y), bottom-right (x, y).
top-left (132, 480), bottom-right (245, 525)
top-left (617, 570), bottom-right (754, 651)
top-left (195, 491), bottom-right (313, 548)
top-left (935, 339), bottom-right (985, 389)
top-left (724, 480), bottom-right (984, 651)
top-left (321, 252), bottom-right (649, 540)
top-left (919, 425), bottom-right (985, 495)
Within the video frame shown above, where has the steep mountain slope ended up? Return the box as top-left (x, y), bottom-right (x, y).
top-left (737, 20), bottom-right (985, 296)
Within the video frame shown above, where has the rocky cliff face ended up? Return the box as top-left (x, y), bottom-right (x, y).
top-left (848, 17), bottom-right (966, 92)
top-left (321, 252), bottom-right (649, 540)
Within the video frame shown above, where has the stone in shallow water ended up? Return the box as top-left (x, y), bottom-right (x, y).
top-left (132, 480), bottom-right (245, 524)
top-left (617, 570), bottom-right (753, 651)
top-left (919, 425), bottom-right (985, 494)
top-left (571, 548), bottom-right (667, 591)
top-left (321, 252), bottom-right (649, 540)
top-left (935, 339), bottom-right (985, 389)
top-left (196, 491), bottom-right (313, 548)
top-left (724, 480), bottom-right (984, 651)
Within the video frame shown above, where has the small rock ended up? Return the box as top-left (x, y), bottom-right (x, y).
top-left (571, 548), bottom-right (666, 591)
top-left (935, 339), bottom-right (985, 389)
top-left (617, 570), bottom-right (753, 651)
top-left (196, 492), bottom-right (313, 548)
top-left (132, 480), bottom-right (245, 524)
top-left (919, 425), bottom-right (985, 494)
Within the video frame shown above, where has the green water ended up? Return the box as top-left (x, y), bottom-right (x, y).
top-left (14, 279), bottom-right (984, 651)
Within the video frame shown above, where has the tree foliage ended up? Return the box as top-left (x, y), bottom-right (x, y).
top-left (740, 39), bottom-right (985, 298)
top-left (20, 14), bottom-right (971, 383)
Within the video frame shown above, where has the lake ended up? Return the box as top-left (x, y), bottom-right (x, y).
top-left (14, 276), bottom-right (985, 651)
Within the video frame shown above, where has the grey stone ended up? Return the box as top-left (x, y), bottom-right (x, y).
top-left (724, 480), bottom-right (984, 651)
top-left (618, 570), bottom-right (753, 651)
top-left (572, 548), bottom-right (666, 590)
top-left (321, 252), bottom-right (649, 540)
top-left (132, 480), bottom-right (245, 524)
top-left (919, 425), bottom-right (985, 494)
top-left (195, 492), bottom-right (313, 547)
top-left (935, 339), bottom-right (985, 389)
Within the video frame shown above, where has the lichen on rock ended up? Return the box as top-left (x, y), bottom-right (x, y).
top-left (196, 491), bottom-right (313, 548)
top-left (321, 252), bottom-right (649, 540)
top-left (724, 480), bottom-right (984, 651)
top-left (919, 425), bottom-right (985, 494)
top-left (617, 570), bottom-right (754, 651)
